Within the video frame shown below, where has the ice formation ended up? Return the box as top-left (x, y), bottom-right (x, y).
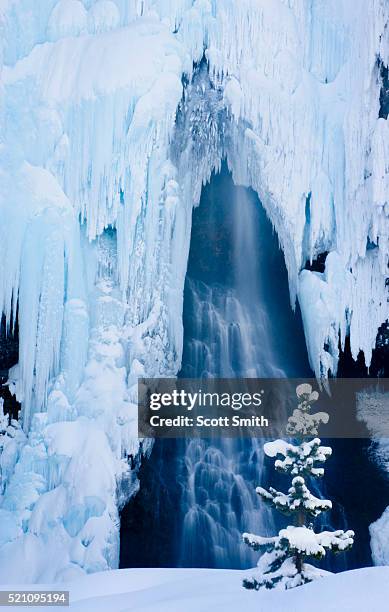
top-left (0, 0), bottom-right (388, 581)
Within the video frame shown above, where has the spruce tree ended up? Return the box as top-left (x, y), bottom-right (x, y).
top-left (242, 383), bottom-right (354, 590)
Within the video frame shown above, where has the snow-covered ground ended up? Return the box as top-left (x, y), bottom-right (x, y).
top-left (1, 567), bottom-right (388, 612)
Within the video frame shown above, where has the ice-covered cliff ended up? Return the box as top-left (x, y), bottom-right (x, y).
top-left (0, 0), bottom-right (388, 581)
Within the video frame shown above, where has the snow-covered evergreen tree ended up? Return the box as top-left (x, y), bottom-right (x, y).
top-left (242, 383), bottom-right (354, 590)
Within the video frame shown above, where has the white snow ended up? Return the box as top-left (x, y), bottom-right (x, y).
top-left (264, 438), bottom-right (332, 477)
top-left (87, 2), bottom-right (120, 34)
top-left (0, 567), bottom-right (387, 611)
top-left (47, 1), bottom-right (88, 42)
top-left (278, 526), bottom-right (354, 557)
top-left (257, 477), bottom-right (332, 517)
top-left (0, 0), bottom-right (388, 582)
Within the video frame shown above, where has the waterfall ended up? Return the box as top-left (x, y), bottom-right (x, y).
top-left (119, 167), bottom-right (381, 572)
top-left (119, 165), bottom-right (312, 570)
top-left (181, 280), bottom-right (284, 380)
top-left (178, 169), bottom-right (288, 569)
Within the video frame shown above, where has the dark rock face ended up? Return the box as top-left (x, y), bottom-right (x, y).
top-left (323, 327), bottom-right (389, 571)
top-left (304, 252), bottom-right (328, 273)
top-left (378, 60), bottom-right (389, 120)
top-left (0, 315), bottom-right (20, 419)
top-left (0, 315), bottom-right (18, 372)
top-left (119, 440), bottom-right (184, 568)
top-left (337, 322), bottom-right (389, 379)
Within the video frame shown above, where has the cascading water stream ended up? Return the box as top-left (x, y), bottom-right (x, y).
top-left (178, 279), bottom-right (282, 567)
top-left (177, 167), bottom-right (300, 569)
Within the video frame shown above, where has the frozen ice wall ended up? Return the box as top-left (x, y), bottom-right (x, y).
top-left (0, 0), bottom-right (388, 581)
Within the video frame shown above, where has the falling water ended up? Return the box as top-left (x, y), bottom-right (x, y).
top-left (178, 167), bottom-right (290, 569)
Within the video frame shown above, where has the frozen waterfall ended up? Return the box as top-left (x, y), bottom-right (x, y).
top-left (181, 180), bottom-right (284, 380)
top-left (0, 0), bottom-right (388, 582)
